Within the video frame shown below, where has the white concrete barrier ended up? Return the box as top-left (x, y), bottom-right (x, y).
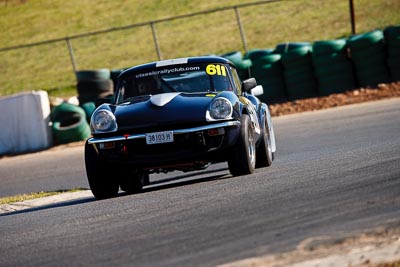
top-left (0, 91), bottom-right (53, 155)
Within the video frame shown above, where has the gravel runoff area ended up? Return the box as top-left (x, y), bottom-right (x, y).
top-left (1, 82), bottom-right (400, 267)
top-left (269, 82), bottom-right (400, 117)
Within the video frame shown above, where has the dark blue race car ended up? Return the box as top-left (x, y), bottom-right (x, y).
top-left (85, 56), bottom-right (276, 199)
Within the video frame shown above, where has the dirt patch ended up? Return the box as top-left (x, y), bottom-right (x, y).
top-left (219, 224), bottom-right (400, 267)
top-left (269, 82), bottom-right (400, 117)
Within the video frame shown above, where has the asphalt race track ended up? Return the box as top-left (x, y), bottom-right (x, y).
top-left (1, 98), bottom-right (399, 267)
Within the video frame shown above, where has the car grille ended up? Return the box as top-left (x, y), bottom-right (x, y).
top-left (100, 130), bottom-right (224, 163)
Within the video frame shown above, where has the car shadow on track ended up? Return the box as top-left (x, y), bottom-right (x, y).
top-left (134, 168), bottom-right (230, 195)
top-left (0, 196), bottom-right (97, 217)
top-left (1, 167), bottom-right (231, 217)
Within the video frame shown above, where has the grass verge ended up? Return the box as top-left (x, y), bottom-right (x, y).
top-left (0, 188), bottom-right (87, 205)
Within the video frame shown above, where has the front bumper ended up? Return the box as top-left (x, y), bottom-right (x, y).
top-left (88, 121), bottom-right (240, 144)
top-left (88, 121), bottom-right (241, 168)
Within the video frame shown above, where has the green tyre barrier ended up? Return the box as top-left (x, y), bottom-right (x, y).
top-left (355, 66), bottom-right (391, 87)
top-left (285, 81), bottom-right (318, 100)
top-left (80, 102), bottom-right (96, 123)
top-left (51, 102), bottom-right (86, 122)
top-left (76, 69), bottom-right (111, 81)
top-left (256, 78), bottom-right (287, 102)
top-left (251, 62), bottom-right (283, 78)
top-left (314, 61), bottom-right (353, 77)
top-left (317, 73), bottom-right (355, 95)
top-left (384, 25), bottom-right (400, 46)
top-left (347, 30), bottom-right (384, 51)
top-left (284, 66), bottom-right (315, 81)
top-left (236, 59), bottom-right (252, 70)
top-left (387, 45), bottom-right (400, 58)
top-left (350, 42), bottom-right (385, 63)
top-left (244, 49), bottom-right (274, 61)
top-left (220, 51), bottom-right (243, 65)
top-left (275, 42), bottom-right (311, 54)
top-left (388, 65), bottom-right (400, 81)
top-left (283, 57), bottom-right (314, 70)
top-left (252, 54), bottom-right (281, 67)
top-left (312, 39), bottom-right (347, 55)
top-left (312, 51), bottom-right (349, 67)
top-left (52, 113), bottom-right (91, 144)
top-left (281, 46), bottom-right (312, 65)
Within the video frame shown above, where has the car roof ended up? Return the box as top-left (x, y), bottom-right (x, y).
top-left (120, 56), bottom-right (236, 79)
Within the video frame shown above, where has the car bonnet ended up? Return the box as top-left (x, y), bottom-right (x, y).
top-left (114, 92), bottom-right (218, 130)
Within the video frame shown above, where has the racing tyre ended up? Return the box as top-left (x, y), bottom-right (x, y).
top-left (255, 116), bottom-right (273, 168)
top-left (119, 170), bottom-right (149, 194)
top-left (228, 114), bottom-right (256, 176)
top-left (85, 141), bottom-right (119, 199)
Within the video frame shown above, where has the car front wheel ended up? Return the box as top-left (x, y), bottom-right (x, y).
top-left (256, 115), bottom-right (273, 168)
top-left (228, 114), bottom-right (256, 176)
top-left (119, 170), bottom-right (148, 194)
top-left (84, 141), bottom-right (119, 199)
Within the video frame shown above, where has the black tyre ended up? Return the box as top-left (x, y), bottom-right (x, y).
top-left (256, 116), bottom-right (273, 168)
top-left (228, 114), bottom-right (256, 176)
top-left (85, 141), bottom-right (119, 199)
top-left (119, 170), bottom-right (148, 194)
top-left (76, 69), bottom-right (111, 81)
top-left (77, 79), bottom-right (113, 95)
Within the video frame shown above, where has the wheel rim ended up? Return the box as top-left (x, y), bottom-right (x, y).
top-left (248, 126), bottom-right (256, 167)
top-left (266, 121), bottom-right (273, 160)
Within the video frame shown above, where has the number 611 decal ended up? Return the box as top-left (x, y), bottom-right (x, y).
top-left (206, 64), bottom-right (227, 76)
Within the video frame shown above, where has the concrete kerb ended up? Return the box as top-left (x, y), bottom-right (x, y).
top-left (0, 190), bottom-right (93, 214)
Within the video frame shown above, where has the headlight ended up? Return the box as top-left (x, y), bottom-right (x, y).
top-left (207, 97), bottom-right (233, 120)
top-left (91, 109), bottom-right (117, 133)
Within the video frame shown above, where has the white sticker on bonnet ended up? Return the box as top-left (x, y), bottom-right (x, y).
top-left (156, 58), bottom-right (188, 67)
top-left (150, 92), bottom-right (181, 107)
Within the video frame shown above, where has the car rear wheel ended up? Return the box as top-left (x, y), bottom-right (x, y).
top-left (84, 141), bottom-right (119, 199)
top-left (256, 116), bottom-right (273, 168)
top-left (228, 114), bottom-right (256, 176)
top-left (119, 171), bottom-right (148, 194)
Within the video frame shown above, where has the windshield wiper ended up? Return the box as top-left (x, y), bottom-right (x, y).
top-left (119, 95), bottom-right (151, 104)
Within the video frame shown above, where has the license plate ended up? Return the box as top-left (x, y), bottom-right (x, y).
top-left (146, 131), bottom-right (174, 145)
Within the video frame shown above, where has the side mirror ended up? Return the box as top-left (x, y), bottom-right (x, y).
top-left (251, 85), bottom-right (264, 96)
top-left (242, 78), bottom-right (257, 93)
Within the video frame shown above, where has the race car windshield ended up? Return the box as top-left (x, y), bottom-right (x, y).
top-left (116, 63), bottom-right (232, 104)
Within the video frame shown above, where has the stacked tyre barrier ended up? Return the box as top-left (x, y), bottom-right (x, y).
top-left (244, 49), bottom-right (274, 61)
top-left (51, 102), bottom-right (91, 145)
top-left (111, 69), bottom-right (124, 88)
top-left (312, 39), bottom-right (355, 95)
top-left (347, 30), bottom-right (391, 88)
top-left (384, 25), bottom-right (400, 81)
top-left (278, 43), bottom-right (318, 100)
top-left (76, 69), bottom-right (114, 104)
top-left (221, 51), bottom-right (252, 80)
top-left (222, 25), bottom-right (399, 104)
top-left (248, 51), bottom-right (286, 102)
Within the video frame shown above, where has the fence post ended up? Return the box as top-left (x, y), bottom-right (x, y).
top-left (150, 22), bottom-right (162, 61)
top-left (65, 37), bottom-right (78, 77)
top-left (349, 0), bottom-right (356, 34)
top-left (234, 6), bottom-right (248, 53)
